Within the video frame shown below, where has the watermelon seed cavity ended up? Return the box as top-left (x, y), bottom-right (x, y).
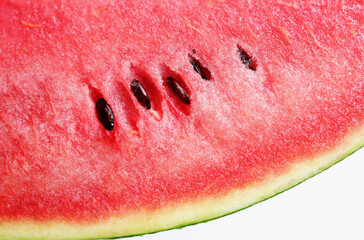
top-left (237, 45), bottom-right (256, 70)
top-left (166, 77), bottom-right (191, 105)
top-left (189, 55), bottom-right (211, 80)
top-left (96, 98), bottom-right (115, 131)
top-left (131, 80), bottom-right (151, 110)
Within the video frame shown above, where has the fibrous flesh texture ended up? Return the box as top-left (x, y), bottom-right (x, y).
top-left (0, 0), bottom-right (363, 239)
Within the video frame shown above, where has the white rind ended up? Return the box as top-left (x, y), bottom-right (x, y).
top-left (0, 125), bottom-right (363, 240)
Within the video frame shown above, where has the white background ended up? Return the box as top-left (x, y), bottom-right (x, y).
top-left (122, 148), bottom-right (363, 240)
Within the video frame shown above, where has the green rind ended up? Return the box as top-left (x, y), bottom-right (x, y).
top-left (172, 144), bottom-right (364, 231)
top-left (119, 141), bottom-right (364, 240)
top-left (1, 126), bottom-right (363, 240)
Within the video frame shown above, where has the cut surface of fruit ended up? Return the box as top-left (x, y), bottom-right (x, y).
top-left (0, 0), bottom-right (363, 239)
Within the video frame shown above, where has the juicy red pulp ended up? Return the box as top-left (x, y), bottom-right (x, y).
top-left (0, 0), bottom-right (363, 223)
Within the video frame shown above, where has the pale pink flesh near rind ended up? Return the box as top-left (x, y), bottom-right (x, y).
top-left (0, 131), bottom-right (363, 240)
top-left (0, 0), bottom-right (363, 233)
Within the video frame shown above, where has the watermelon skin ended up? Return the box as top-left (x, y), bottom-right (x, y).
top-left (0, 0), bottom-right (363, 239)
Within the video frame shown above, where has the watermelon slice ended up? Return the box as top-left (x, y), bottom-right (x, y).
top-left (0, 0), bottom-right (363, 239)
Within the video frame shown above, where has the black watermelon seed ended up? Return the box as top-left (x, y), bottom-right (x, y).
top-left (237, 45), bottom-right (256, 71)
top-left (96, 98), bottom-right (114, 131)
top-left (189, 55), bottom-right (211, 80)
top-left (131, 80), bottom-right (151, 110)
top-left (166, 77), bottom-right (190, 105)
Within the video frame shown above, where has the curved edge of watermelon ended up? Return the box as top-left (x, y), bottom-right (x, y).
top-left (1, 125), bottom-right (363, 240)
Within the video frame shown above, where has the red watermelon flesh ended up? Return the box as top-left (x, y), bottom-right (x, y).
top-left (0, 0), bottom-right (363, 239)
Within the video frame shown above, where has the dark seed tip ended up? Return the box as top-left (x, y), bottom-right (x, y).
top-left (237, 45), bottom-right (256, 71)
top-left (188, 54), bottom-right (211, 80)
top-left (96, 98), bottom-right (115, 131)
top-left (131, 80), bottom-right (151, 110)
top-left (166, 77), bottom-right (191, 105)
